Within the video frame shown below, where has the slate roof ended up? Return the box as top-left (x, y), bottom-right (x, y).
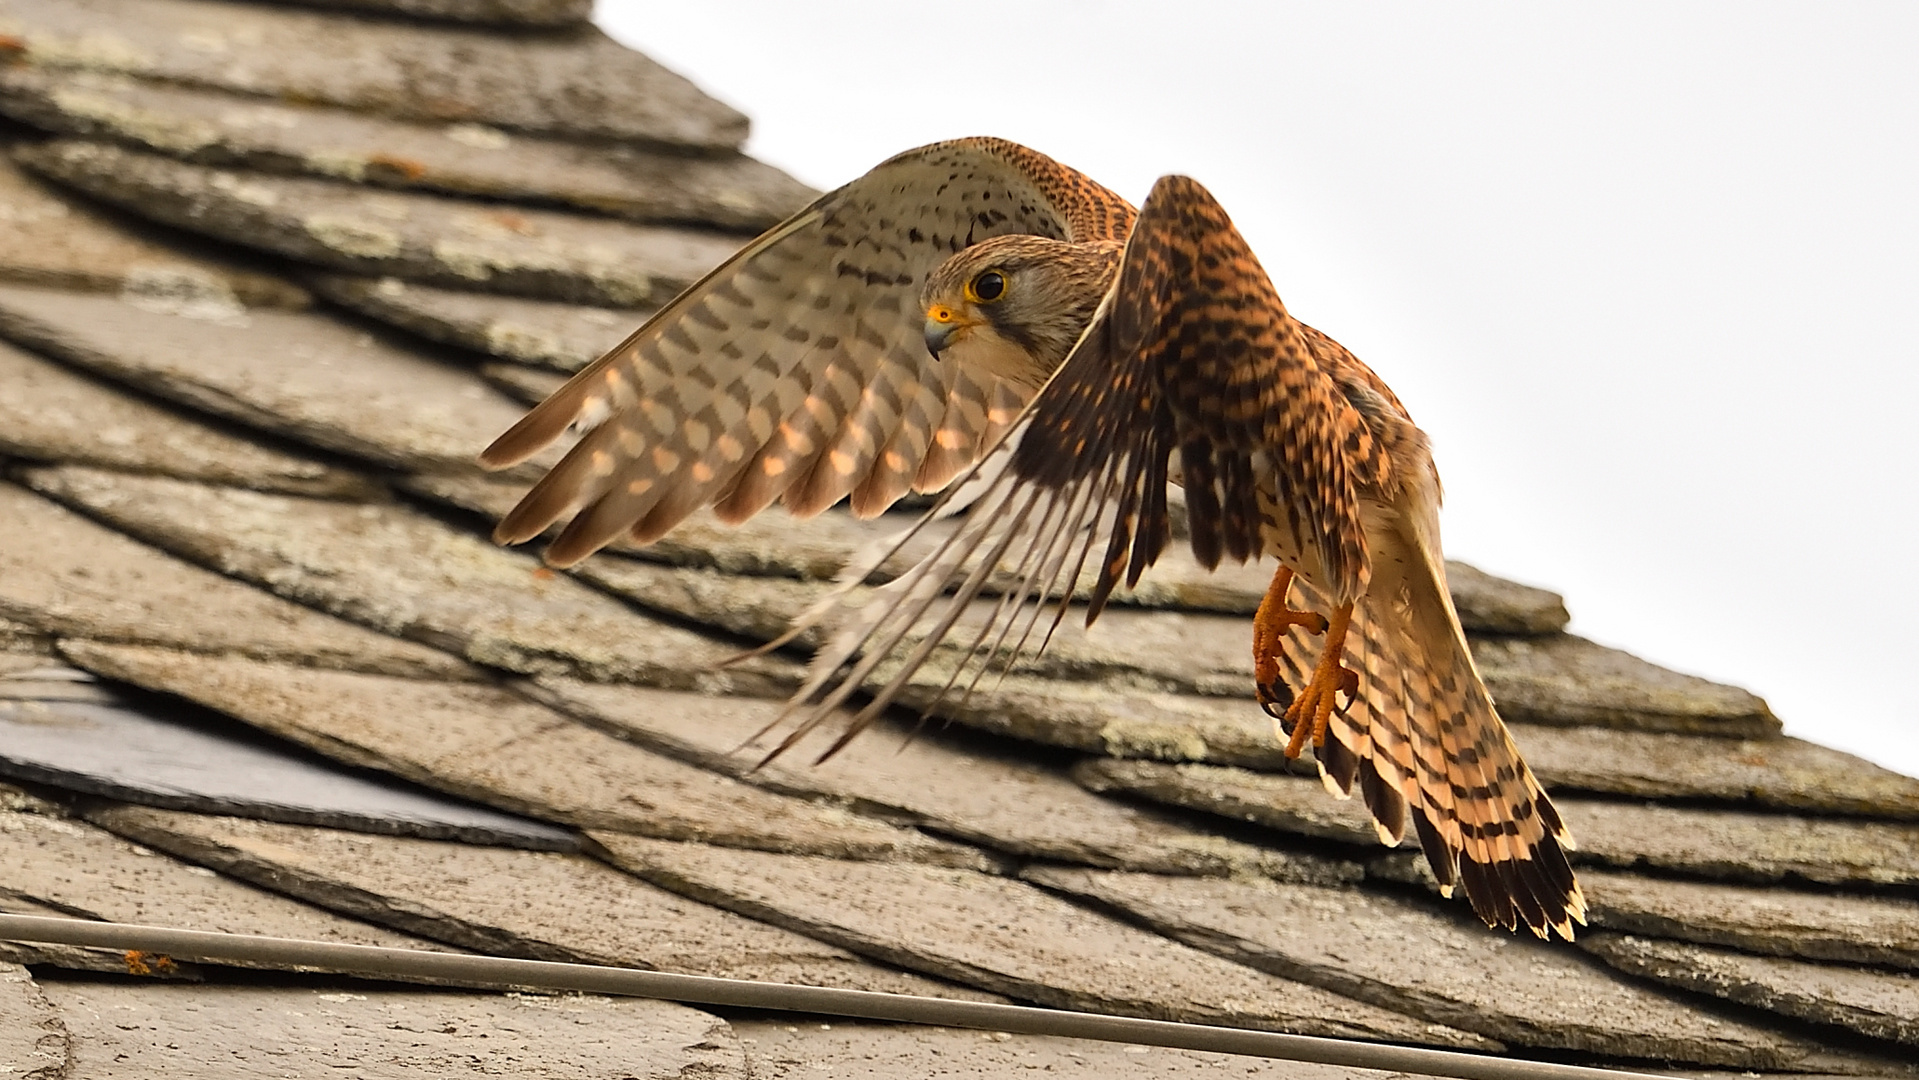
top-left (0, 2), bottom-right (1915, 1076)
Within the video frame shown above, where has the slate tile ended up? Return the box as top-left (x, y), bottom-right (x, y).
top-left (0, 687), bottom-right (576, 849)
top-left (91, 805), bottom-right (997, 999)
top-left (1473, 634), bottom-right (1779, 738)
top-left (1073, 759), bottom-right (1377, 847)
top-left (0, 482), bottom-right (468, 679)
top-left (1024, 868), bottom-right (1823, 1070)
top-left (0, 284), bottom-right (538, 475)
top-left (222, 0), bottom-right (594, 28)
top-left (19, 141), bottom-right (743, 307)
top-left (477, 360), bottom-right (567, 406)
top-left (64, 643), bottom-right (978, 866)
top-left (0, 658), bottom-right (115, 703)
top-left (313, 275), bottom-right (635, 371)
top-left (527, 678), bottom-right (1361, 885)
top-left (1445, 561), bottom-right (1571, 635)
top-left (0, 0), bottom-right (747, 147)
top-left (0, 963), bottom-right (65, 1079)
top-left (1582, 932), bottom-right (1919, 1047)
top-left (592, 834), bottom-right (1496, 1049)
top-left (39, 979), bottom-right (747, 1080)
top-left (0, 69), bottom-right (811, 228)
top-left (29, 468), bottom-right (802, 690)
top-left (1580, 868), bottom-right (1919, 971)
top-left (0, 337), bottom-right (373, 498)
top-left (0, 153), bottom-right (305, 307)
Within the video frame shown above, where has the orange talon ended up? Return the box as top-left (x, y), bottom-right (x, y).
top-left (1282, 601), bottom-right (1356, 758)
top-left (1252, 565), bottom-right (1330, 719)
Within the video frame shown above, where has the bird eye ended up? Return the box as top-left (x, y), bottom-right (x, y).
top-left (968, 270), bottom-right (1006, 303)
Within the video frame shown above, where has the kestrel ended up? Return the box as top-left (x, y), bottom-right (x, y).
top-left (481, 138), bottom-right (1585, 940)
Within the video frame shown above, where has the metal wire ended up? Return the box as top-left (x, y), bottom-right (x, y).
top-left (0, 913), bottom-right (1670, 1080)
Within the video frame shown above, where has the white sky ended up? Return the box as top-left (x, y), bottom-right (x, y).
top-left (595, 1), bottom-right (1919, 779)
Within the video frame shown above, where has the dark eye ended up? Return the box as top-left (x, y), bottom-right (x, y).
top-left (970, 270), bottom-right (1006, 303)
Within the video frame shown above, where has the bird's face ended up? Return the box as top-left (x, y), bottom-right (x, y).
top-left (920, 235), bottom-right (1123, 391)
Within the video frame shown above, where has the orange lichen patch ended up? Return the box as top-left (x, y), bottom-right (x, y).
top-left (124, 950), bottom-right (178, 976)
top-left (484, 211), bottom-right (537, 236)
top-left (366, 154), bottom-right (430, 182)
top-left (532, 567), bottom-right (556, 581)
top-left (0, 35), bottom-right (28, 59)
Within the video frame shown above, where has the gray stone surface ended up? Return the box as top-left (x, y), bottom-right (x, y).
top-left (0, 69), bottom-right (810, 227)
top-left (1474, 634), bottom-right (1780, 737)
top-left (732, 1018), bottom-right (1383, 1079)
top-left (1583, 933), bottom-right (1919, 1047)
top-left (0, 658), bottom-right (115, 703)
top-left (264, 0), bottom-right (593, 27)
top-left (1446, 561), bottom-right (1571, 634)
top-left (593, 834), bottom-right (1493, 1049)
top-left (40, 979), bottom-right (747, 1079)
top-left (0, 337), bottom-right (373, 498)
top-left (479, 360), bottom-right (568, 406)
top-left (0, 152), bottom-right (306, 306)
top-left (315, 275), bottom-right (639, 371)
top-left (30, 467), bottom-right (804, 690)
top-left (1581, 868), bottom-right (1919, 971)
top-left (94, 805), bottom-right (997, 998)
top-left (0, 963), bottom-right (65, 1080)
top-left (0, 689), bottom-right (575, 849)
top-left (1073, 759), bottom-right (1377, 846)
top-left (1025, 868), bottom-right (1822, 1069)
top-left (528, 678), bottom-right (1360, 885)
top-left (0, 482), bottom-right (469, 679)
top-left (20, 141), bottom-right (743, 307)
top-left (0, 0), bottom-right (747, 147)
top-left (65, 642), bottom-right (977, 866)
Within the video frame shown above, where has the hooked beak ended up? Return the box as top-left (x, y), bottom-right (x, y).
top-left (923, 304), bottom-right (973, 358)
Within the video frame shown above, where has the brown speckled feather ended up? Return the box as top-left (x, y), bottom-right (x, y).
top-left (479, 137), bottom-right (1135, 566)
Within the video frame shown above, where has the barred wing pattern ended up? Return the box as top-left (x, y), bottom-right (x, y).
top-left (481, 137), bottom-right (1135, 566)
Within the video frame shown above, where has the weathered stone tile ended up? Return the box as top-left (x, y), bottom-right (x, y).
top-left (0, 482), bottom-right (468, 679)
top-left (93, 805), bottom-right (995, 999)
top-left (1518, 724), bottom-right (1919, 818)
top-left (29, 468), bottom-right (802, 689)
top-left (20, 141), bottom-right (742, 307)
top-left (478, 360), bottom-right (567, 406)
top-left (0, 284), bottom-right (542, 475)
top-left (593, 834), bottom-right (1494, 1049)
top-left (527, 678), bottom-right (1359, 885)
top-left (247, 0), bottom-right (593, 28)
top-left (1446, 561), bottom-right (1571, 635)
top-left (64, 643), bottom-right (976, 866)
top-left (0, 337), bottom-right (372, 497)
top-left (0, 69), bottom-right (810, 228)
top-left (1025, 868), bottom-right (1822, 1070)
top-left (1582, 933), bottom-right (1919, 1048)
top-left (0, 152), bottom-right (305, 306)
top-left (0, 805), bottom-right (440, 957)
top-left (1581, 868), bottom-right (1919, 971)
top-left (0, 658), bottom-right (113, 703)
top-left (0, 963), bottom-right (64, 1080)
top-left (314, 275), bottom-right (637, 371)
top-left (1474, 634), bottom-right (1779, 737)
top-left (1073, 759), bottom-right (1377, 846)
top-left (0, 0), bottom-right (747, 147)
top-left (40, 979), bottom-right (747, 1080)
top-left (731, 1019), bottom-right (1378, 1079)
top-left (0, 688), bottom-right (575, 849)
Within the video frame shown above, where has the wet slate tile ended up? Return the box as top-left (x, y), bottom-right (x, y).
top-left (0, 284), bottom-right (543, 475)
top-left (1580, 868), bottom-right (1919, 971)
top-left (40, 979), bottom-right (747, 1080)
top-left (0, 69), bottom-right (811, 228)
top-left (0, 482), bottom-right (468, 679)
top-left (1025, 868), bottom-right (1822, 1070)
top-left (1582, 933), bottom-right (1919, 1047)
top-left (592, 834), bottom-right (1495, 1049)
top-left (239, 0), bottom-right (593, 28)
top-left (1473, 634), bottom-right (1779, 738)
top-left (526, 678), bottom-right (1360, 885)
top-left (0, 337), bottom-right (373, 498)
top-left (20, 141), bottom-right (742, 307)
top-left (64, 642), bottom-right (976, 866)
top-left (0, 963), bottom-right (65, 1079)
top-left (313, 275), bottom-right (636, 371)
top-left (28, 468), bottom-right (802, 690)
top-left (0, 153), bottom-right (305, 307)
top-left (0, 687), bottom-right (575, 849)
top-left (92, 805), bottom-right (997, 999)
top-left (0, 0), bottom-right (747, 147)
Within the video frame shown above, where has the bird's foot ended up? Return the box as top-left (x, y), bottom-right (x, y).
top-left (1253, 566), bottom-right (1330, 718)
top-left (1281, 602), bottom-right (1357, 758)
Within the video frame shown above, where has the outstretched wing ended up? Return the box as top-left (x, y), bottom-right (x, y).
top-left (755, 174), bottom-right (1389, 760)
top-left (480, 137), bottom-right (1136, 567)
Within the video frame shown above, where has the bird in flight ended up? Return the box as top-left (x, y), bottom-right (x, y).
top-left (481, 137), bottom-right (1585, 940)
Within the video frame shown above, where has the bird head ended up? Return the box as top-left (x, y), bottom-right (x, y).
top-left (920, 235), bottom-right (1123, 391)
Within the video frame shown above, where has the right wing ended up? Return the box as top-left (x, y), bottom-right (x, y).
top-left (480, 137), bottom-right (1135, 567)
